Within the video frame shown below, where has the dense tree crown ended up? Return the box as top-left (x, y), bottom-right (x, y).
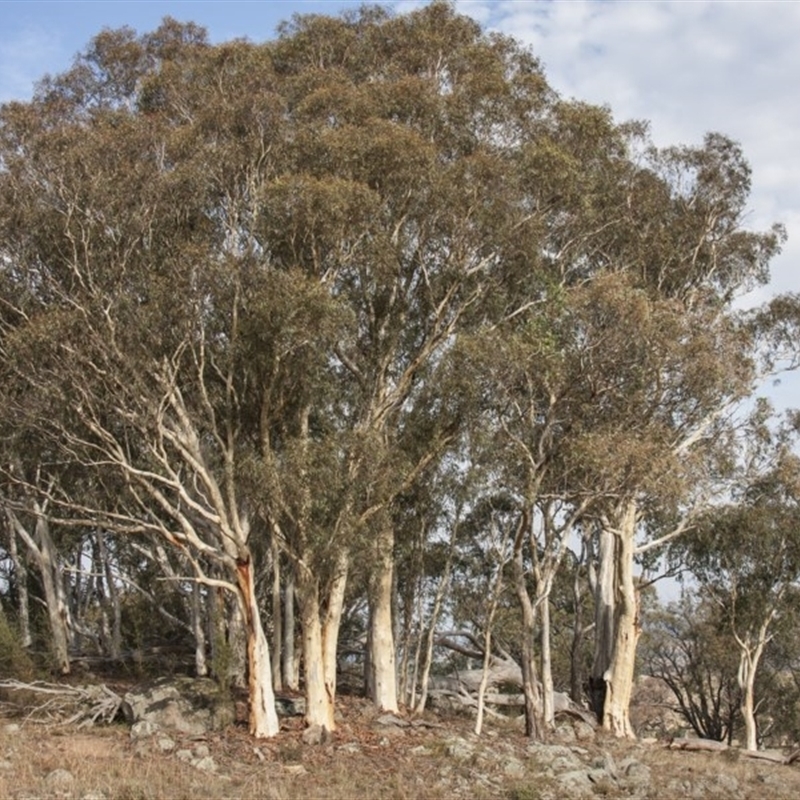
top-left (0, 1), bottom-right (794, 744)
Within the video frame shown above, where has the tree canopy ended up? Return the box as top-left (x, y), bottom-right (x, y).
top-left (0, 1), bottom-right (792, 742)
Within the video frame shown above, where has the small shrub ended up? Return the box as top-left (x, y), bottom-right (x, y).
top-left (0, 602), bottom-right (35, 680)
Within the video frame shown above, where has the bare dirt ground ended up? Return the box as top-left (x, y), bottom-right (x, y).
top-left (2, 693), bottom-right (800, 799)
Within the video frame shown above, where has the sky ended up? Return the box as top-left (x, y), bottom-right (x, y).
top-left (1, 0), bottom-right (798, 407)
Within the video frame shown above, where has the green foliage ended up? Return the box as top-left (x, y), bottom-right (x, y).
top-left (0, 601), bottom-right (34, 680)
top-left (0, 1), bottom-right (791, 728)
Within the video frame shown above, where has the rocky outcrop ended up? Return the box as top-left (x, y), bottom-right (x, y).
top-left (122, 677), bottom-right (235, 736)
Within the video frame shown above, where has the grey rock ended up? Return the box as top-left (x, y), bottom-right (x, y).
top-left (591, 751), bottom-right (618, 779)
top-left (130, 719), bottom-right (160, 739)
top-left (156, 736), bottom-right (176, 753)
top-left (0, 760), bottom-right (12, 770)
top-left (193, 743), bottom-right (210, 758)
top-left (503, 757), bottom-right (526, 778)
top-left (444, 738), bottom-right (474, 760)
top-left (621, 759), bottom-right (651, 788)
top-left (175, 748), bottom-right (195, 763)
top-left (192, 755), bottom-right (217, 773)
top-left (573, 720), bottom-right (595, 741)
top-left (122, 677), bottom-right (235, 736)
top-left (553, 722), bottom-right (576, 743)
top-left (556, 769), bottom-right (594, 798)
top-left (3, 724), bottom-right (20, 735)
top-left (587, 768), bottom-right (616, 787)
top-left (274, 696), bottom-right (306, 717)
top-left (337, 742), bottom-right (362, 754)
top-left (301, 724), bottom-right (329, 746)
top-left (376, 713), bottom-right (409, 727)
top-left (45, 768), bottom-right (75, 786)
top-left (715, 773), bottom-right (739, 793)
top-left (81, 792), bottom-right (108, 800)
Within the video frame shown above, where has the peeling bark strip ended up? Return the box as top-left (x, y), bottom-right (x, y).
top-left (592, 500), bottom-right (640, 739)
top-left (235, 559), bottom-right (279, 738)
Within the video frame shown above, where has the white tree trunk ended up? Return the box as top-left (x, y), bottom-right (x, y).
top-left (191, 580), bottom-right (208, 677)
top-left (597, 501), bottom-right (640, 739)
top-left (96, 532), bottom-right (121, 661)
top-left (736, 618), bottom-right (772, 752)
top-left (322, 551), bottom-right (349, 701)
top-left (298, 572), bottom-right (336, 731)
top-left (270, 539), bottom-right (283, 692)
top-left (283, 566), bottom-right (299, 691)
top-left (236, 558), bottom-right (279, 738)
top-left (513, 525), bottom-right (541, 739)
top-left (368, 527), bottom-right (399, 712)
top-left (9, 510), bottom-right (71, 674)
top-left (540, 591), bottom-right (555, 729)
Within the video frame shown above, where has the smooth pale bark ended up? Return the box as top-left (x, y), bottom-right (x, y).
top-left (96, 532), bottom-right (122, 661)
top-left (236, 557), bottom-right (279, 738)
top-left (270, 539), bottom-right (283, 692)
top-left (8, 510), bottom-right (72, 674)
top-left (590, 527), bottom-right (616, 721)
top-left (539, 590), bottom-right (555, 729)
top-left (736, 614), bottom-right (774, 752)
top-left (322, 551), bottom-right (349, 699)
top-left (368, 527), bottom-right (399, 713)
top-left (475, 551), bottom-right (507, 735)
top-left (414, 525), bottom-right (457, 714)
top-left (570, 550), bottom-right (587, 705)
top-left (297, 570), bottom-right (336, 731)
top-left (513, 524), bottom-right (541, 740)
top-left (282, 567), bottom-right (298, 691)
top-left (191, 581), bottom-right (208, 677)
top-left (594, 501), bottom-right (640, 739)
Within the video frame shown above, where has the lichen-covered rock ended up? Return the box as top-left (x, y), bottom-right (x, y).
top-left (122, 677), bottom-right (235, 736)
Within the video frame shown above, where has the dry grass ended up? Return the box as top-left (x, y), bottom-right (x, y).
top-left (2, 698), bottom-right (800, 799)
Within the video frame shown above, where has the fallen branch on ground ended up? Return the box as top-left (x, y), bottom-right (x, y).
top-left (0, 680), bottom-right (123, 727)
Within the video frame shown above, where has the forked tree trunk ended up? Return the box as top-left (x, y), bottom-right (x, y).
top-left (736, 615), bottom-right (773, 752)
top-left (235, 557), bottom-right (279, 738)
top-left (368, 527), bottom-right (399, 713)
top-left (322, 550), bottom-right (349, 700)
top-left (8, 510), bottom-right (72, 674)
top-left (739, 649), bottom-right (759, 752)
top-left (297, 569), bottom-right (336, 731)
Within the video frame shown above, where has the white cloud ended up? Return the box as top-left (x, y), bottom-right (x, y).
top-left (477, 0), bottom-right (800, 316)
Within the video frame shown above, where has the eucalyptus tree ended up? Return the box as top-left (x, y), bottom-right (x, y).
top-left (560, 136), bottom-right (784, 739)
top-left (671, 441), bottom-right (800, 751)
top-left (0, 21), bottom-right (284, 735)
top-left (0, 1), bottom-right (787, 743)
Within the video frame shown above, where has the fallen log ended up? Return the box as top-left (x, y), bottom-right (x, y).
top-left (668, 737), bottom-right (798, 765)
